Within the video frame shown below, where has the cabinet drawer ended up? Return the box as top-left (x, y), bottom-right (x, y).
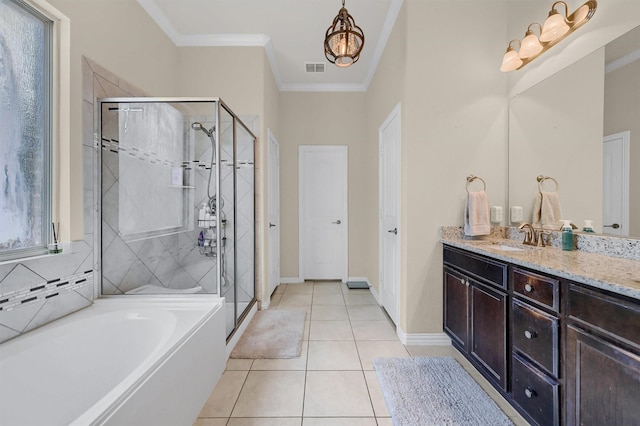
top-left (568, 284), bottom-right (640, 350)
top-left (512, 354), bottom-right (560, 426)
top-left (512, 299), bottom-right (559, 377)
top-left (444, 247), bottom-right (507, 289)
top-left (512, 268), bottom-right (559, 311)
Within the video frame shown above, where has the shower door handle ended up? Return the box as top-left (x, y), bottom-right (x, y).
top-left (332, 220), bottom-right (341, 225)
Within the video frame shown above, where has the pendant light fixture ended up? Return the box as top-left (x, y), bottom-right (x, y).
top-left (324, 0), bottom-right (365, 67)
top-left (500, 0), bottom-right (597, 72)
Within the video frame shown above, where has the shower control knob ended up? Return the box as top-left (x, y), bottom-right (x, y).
top-left (269, 223), bottom-right (276, 228)
top-left (332, 220), bottom-right (342, 224)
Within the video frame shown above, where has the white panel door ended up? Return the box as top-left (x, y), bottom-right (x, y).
top-left (268, 130), bottom-right (280, 300)
top-left (299, 146), bottom-right (348, 281)
top-left (379, 104), bottom-right (401, 326)
top-left (602, 132), bottom-right (630, 236)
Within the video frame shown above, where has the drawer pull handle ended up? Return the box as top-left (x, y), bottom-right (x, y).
top-left (524, 330), bottom-right (537, 339)
top-left (524, 284), bottom-right (533, 293)
top-left (524, 388), bottom-right (537, 399)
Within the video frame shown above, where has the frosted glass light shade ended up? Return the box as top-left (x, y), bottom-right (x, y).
top-left (501, 48), bottom-right (523, 72)
top-left (519, 31), bottom-right (543, 58)
top-left (540, 12), bottom-right (569, 42)
top-left (328, 32), bottom-right (361, 67)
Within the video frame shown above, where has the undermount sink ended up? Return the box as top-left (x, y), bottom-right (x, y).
top-left (492, 244), bottom-right (525, 252)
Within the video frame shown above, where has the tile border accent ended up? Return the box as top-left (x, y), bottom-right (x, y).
top-left (0, 271), bottom-right (93, 312)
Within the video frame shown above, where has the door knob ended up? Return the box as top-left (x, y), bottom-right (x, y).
top-left (603, 223), bottom-right (620, 229)
top-left (269, 223), bottom-right (276, 228)
top-left (332, 220), bottom-right (341, 224)
top-left (388, 228), bottom-right (397, 235)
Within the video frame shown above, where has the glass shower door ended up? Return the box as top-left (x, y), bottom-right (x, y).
top-left (235, 121), bottom-right (255, 324)
top-left (219, 106), bottom-right (236, 338)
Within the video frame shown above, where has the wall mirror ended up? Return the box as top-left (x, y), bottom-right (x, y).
top-left (508, 25), bottom-right (640, 238)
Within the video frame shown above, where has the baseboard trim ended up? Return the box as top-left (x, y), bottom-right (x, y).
top-left (368, 285), bottom-right (381, 306)
top-left (280, 277), bottom-right (301, 284)
top-left (396, 326), bottom-right (451, 346)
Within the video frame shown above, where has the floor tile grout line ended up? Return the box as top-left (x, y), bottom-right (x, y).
top-left (225, 362), bottom-right (253, 421)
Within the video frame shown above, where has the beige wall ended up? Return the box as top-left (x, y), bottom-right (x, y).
top-left (48, 0), bottom-right (180, 240)
top-left (278, 92), bottom-right (368, 280)
top-left (260, 52), bottom-right (281, 303)
top-left (604, 57), bottom-right (640, 236)
top-left (395, 0), bottom-right (509, 334)
top-left (363, 1), bottom-right (408, 296)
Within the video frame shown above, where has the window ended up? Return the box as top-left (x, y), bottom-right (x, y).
top-left (0, 0), bottom-right (52, 259)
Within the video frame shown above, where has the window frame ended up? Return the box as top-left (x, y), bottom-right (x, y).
top-left (0, 0), bottom-right (70, 262)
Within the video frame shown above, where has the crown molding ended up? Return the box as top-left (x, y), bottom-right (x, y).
top-left (137, 0), bottom-right (402, 93)
top-left (605, 48), bottom-right (640, 74)
top-left (363, 0), bottom-right (404, 90)
top-left (280, 83), bottom-right (368, 92)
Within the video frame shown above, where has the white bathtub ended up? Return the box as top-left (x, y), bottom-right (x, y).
top-left (0, 296), bottom-right (226, 426)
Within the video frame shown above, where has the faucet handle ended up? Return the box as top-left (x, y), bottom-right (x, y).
top-left (536, 230), bottom-right (551, 247)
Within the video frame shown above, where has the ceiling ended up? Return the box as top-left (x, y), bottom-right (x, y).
top-left (137, 0), bottom-right (402, 92)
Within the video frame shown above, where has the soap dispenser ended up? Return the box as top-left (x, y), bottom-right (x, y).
top-left (561, 220), bottom-right (574, 251)
top-left (583, 220), bottom-right (595, 233)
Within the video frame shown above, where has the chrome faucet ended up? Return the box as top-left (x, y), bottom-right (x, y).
top-left (518, 223), bottom-right (537, 246)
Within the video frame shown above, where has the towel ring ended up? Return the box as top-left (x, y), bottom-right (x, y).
top-left (466, 175), bottom-right (486, 193)
top-left (537, 175), bottom-right (559, 193)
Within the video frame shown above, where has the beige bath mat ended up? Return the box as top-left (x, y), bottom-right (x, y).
top-left (230, 310), bottom-right (306, 359)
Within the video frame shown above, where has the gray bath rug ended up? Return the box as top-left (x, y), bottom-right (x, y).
top-left (373, 356), bottom-right (513, 426)
top-left (230, 310), bottom-right (306, 359)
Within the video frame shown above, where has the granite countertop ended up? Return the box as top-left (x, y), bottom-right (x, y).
top-left (441, 235), bottom-right (640, 301)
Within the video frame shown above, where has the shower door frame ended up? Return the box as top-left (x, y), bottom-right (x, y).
top-left (96, 97), bottom-right (257, 340)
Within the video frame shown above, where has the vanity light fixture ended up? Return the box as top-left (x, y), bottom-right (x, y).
top-left (500, 0), bottom-right (597, 72)
top-left (324, 0), bottom-right (365, 67)
top-left (500, 40), bottom-right (523, 72)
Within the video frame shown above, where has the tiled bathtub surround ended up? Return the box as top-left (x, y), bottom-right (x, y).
top-left (440, 226), bottom-right (640, 300)
top-left (0, 244), bottom-right (94, 344)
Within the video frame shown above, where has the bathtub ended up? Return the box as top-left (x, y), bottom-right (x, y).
top-left (0, 295), bottom-right (226, 426)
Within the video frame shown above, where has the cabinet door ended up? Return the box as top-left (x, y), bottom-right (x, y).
top-left (471, 281), bottom-right (508, 391)
top-left (444, 267), bottom-right (469, 350)
top-left (566, 325), bottom-right (640, 426)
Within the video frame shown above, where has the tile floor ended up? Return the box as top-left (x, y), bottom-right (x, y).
top-left (194, 281), bottom-right (529, 426)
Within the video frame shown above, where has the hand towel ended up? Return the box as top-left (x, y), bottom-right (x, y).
top-left (532, 191), bottom-right (562, 230)
top-left (464, 191), bottom-right (491, 236)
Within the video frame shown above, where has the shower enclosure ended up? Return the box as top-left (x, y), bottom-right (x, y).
top-left (98, 98), bottom-right (256, 338)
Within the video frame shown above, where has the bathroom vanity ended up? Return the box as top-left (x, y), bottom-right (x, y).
top-left (441, 233), bottom-right (640, 426)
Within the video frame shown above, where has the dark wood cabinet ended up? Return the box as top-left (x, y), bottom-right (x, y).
top-left (565, 284), bottom-right (640, 426)
top-left (443, 244), bottom-right (640, 426)
top-left (510, 268), bottom-right (561, 425)
top-left (471, 281), bottom-right (508, 390)
top-left (443, 247), bottom-right (508, 392)
top-left (443, 267), bottom-right (469, 350)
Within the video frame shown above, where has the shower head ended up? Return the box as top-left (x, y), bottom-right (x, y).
top-left (191, 122), bottom-right (215, 138)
